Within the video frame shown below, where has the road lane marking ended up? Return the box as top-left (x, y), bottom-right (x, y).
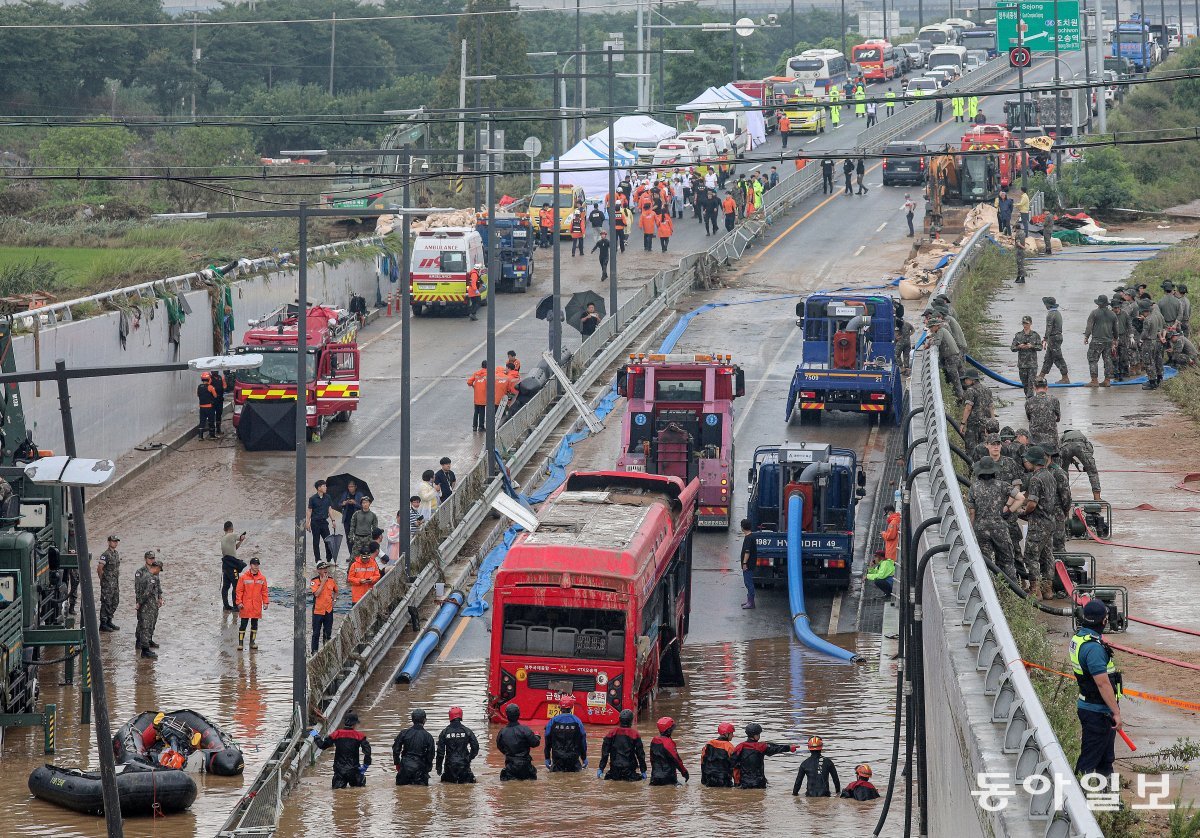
top-left (827, 590), bottom-right (844, 636)
top-left (876, 222), bottom-right (888, 232)
top-left (437, 614), bottom-right (472, 662)
top-left (854, 245), bottom-right (866, 256)
top-left (806, 137), bottom-right (822, 144)
top-left (733, 322), bottom-right (804, 436)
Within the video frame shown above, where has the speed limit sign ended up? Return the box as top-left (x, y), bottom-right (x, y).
top-left (1009, 46), bottom-right (1032, 68)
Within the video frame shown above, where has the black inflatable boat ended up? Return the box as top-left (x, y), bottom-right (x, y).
top-left (28, 762), bottom-right (197, 816)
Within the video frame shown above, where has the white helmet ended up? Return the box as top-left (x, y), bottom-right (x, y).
top-left (473, 263), bottom-right (483, 270)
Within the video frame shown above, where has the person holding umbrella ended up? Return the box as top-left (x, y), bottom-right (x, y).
top-left (565, 291), bottom-right (606, 340)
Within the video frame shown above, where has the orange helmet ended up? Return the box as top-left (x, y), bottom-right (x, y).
top-left (200, 372), bottom-right (211, 381)
top-left (807, 736), bottom-right (824, 751)
top-left (856, 763), bottom-right (873, 778)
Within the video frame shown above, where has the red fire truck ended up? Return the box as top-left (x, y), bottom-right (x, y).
top-left (231, 303), bottom-right (360, 441)
top-left (616, 353), bottom-right (744, 529)
top-left (960, 124), bottom-right (1023, 187)
top-left (487, 471), bottom-right (699, 724)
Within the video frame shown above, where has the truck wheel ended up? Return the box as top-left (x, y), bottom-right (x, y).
top-left (800, 408), bottom-right (822, 425)
top-left (334, 410), bottom-right (351, 423)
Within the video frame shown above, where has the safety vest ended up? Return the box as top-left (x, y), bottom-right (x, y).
top-left (912, 88), bottom-right (925, 99)
top-left (952, 97), bottom-right (964, 116)
top-left (968, 96), bottom-right (979, 116)
top-left (570, 215), bottom-right (584, 238)
top-left (467, 269), bottom-right (481, 297)
top-left (1070, 630), bottom-right (1123, 706)
top-left (885, 91), bottom-right (896, 105)
top-left (829, 88), bottom-right (840, 102)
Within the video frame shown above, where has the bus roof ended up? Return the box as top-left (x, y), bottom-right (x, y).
top-left (500, 471), bottom-right (695, 585)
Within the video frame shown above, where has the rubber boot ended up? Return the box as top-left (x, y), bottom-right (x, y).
top-left (1041, 580), bottom-right (1055, 600)
top-left (238, 631), bottom-right (245, 650)
top-left (108, 622), bottom-right (120, 631)
top-left (1087, 378), bottom-right (1099, 388)
top-left (141, 647), bottom-right (158, 659)
top-left (1092, 490), bottom-right (1102, 502)
top-left (250, 630), bottom-right (259, 650)
top-left (99, 622), bottom-right (114, 632)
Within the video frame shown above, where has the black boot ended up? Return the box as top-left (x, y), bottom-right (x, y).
top-left (99, 622), bottom-right (114, 632)
top-left (141, 647), bottom-right (158, 659)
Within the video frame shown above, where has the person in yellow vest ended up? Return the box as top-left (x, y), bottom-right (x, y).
top-left (968, 95), bottom-right (980, 121)
top-left (1071, 599), bottom-right (1123, 783)
top-left (885, 87), bottom-right (896, 117)
top-left (952, 96), bottom-right (965, 122)
top-left (828, 87), bottom-right (841, 128)
top-left (854, 85), bottom-right (866, 118)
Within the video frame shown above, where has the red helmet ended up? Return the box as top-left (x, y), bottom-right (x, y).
top-left (807, 735), bottom-right (824, 751)
top-left (448, 706), bottom-right (463, 720)
top-left (558, 695), bottom-right (576, 709)
top-left (656, 716), bottom-right (675, 734)
top-left (717, 722), bottom-right (735, 737)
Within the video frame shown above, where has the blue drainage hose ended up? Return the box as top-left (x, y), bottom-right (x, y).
top-left (787, 496), bottom-right (862, 663)
top-left (395, 590), bottom-right (465, 683)
top-left (964, 354), bottom-right (1177, 388)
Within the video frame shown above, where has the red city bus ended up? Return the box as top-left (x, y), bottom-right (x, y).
top-left (851, 40), bottom-right (901, 82)
top-left (487, 471), bottom-right (699, 725)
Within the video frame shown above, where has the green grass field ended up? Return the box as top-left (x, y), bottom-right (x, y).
top-left (0, 245), bottom-right (190, 291)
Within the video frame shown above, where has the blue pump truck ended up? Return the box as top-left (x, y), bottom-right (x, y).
top-left (476, 213), bottom-right (534, 293)
top-left (745, 442), bottom-right (865, 591)
top-left (786, 293), bottom-right (905, 425)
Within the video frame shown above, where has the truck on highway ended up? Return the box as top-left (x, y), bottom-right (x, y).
top-left (745, 442), bottom-right (865, 591)
top-left (786, 294), bottom-right (905, 425)
top-left (232, 303), bottom-right (361, 441)
top-left (475, 212), bottom-right (534, 293)
top-left (616, 353), bottom-right (745, 529)
top-left (1112, 16), bottom-right (1158, 70)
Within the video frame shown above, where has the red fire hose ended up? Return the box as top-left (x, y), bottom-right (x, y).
top-left (1073, 508), bottom-right (1200, 557)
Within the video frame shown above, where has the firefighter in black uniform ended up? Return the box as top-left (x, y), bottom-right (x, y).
top-left (793, 735), bottom-right (841, 796)
top-left (392, 709), bottom-right (435, 786)
top-left (312, 713), bottom-right (372, 788)
top-left (495, 703), bottom-right (541, 781)
top-left (197, 372), bottom-right (218, 439)
top-left (700, 722), bottom-right (737, 787)
top-left (840, 763), bottom-right (881, 800)
top-left (731, 723), bottom-right (797, 789)
top-left (648, 716), bottom-right (689, 786)
top-left (435, 706), bottom-right (480, 783)
top-left (598, 709), bottom-right (647, 781)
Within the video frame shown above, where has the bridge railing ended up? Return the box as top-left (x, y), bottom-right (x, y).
top-left (909, 225), bottom-right (1101, 837)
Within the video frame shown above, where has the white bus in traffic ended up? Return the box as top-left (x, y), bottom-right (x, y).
top-left (927, 45), bottom-right (968, 79)
top-left (918, 23), bottom-right (958, 46)
top-left (785, 48), bottom-right (853, 99)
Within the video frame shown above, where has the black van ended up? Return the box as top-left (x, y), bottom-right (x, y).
top-left (881, 141), bottom-right (928, 186)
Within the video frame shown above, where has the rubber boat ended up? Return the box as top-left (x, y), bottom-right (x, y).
top-left (114, 709), bottom-right (244, 776)
top-left (28, 762), bottom-right (197, 816)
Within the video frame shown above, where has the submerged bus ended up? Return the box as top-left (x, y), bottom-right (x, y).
top-left (487, 471), bottom-right (699, 725)
top-left (785, 49), bottom-right (852, 98)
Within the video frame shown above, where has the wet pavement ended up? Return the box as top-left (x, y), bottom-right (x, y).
top-left (987, 230), bottom-right (1200, 798)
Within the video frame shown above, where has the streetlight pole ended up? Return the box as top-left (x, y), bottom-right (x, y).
top-left (607, 47), bottom-right (619, 329)
top-left (399, 151), bottom-right (412, 573)
top-left (293, 202), bottom-right (307, 719)
top-left (552, 75), bottom-right (563, 364)
top-left (483, 118), bottom-right (498, 477)
top-left (1054, 0), bottom-right (1063, 172)
top-left (841, 0), bottom-right (848, 58)
top-left (732, 0), bottom-right (739, 82)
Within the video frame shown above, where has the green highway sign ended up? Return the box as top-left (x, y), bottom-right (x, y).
top-left (997, 1), bottom-right (1082, 52)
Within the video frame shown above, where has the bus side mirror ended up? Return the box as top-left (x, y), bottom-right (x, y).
top-left (855, 487), bottom-right (867, 499)
top-left (747, 467), bottom-right (756, 486)
top-left (735, 368), bottom-right (746, 398)
top-left (795, 302), bottom-right (804, 318)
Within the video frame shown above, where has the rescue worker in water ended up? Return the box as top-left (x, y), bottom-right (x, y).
top-left (544, 695), bottom-right (588, 772)
top-left (312, 713), bottom-right (372, 789)
top-left (648, 716), bottom-right (689, 785)
top-left (392, 709), bottom-right (435, 786)
top-left (793, 735), bottom-right (841, 796)
top-left (496, 703), bottom-right (541, 781)
top-left (435, 706), bottom-right (480, 783)
top-left (599, 709), bottom-right (647, 781)
top-left (732, 723), bottom-right (797, 788)
top-left (700, 722), bottom-right (737, 787)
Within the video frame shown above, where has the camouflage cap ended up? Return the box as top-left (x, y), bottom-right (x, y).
top-left (960, 371), bottom-right (979, 383)
top-left (1034, 377), bottom-right (1048, 388)
top-left (1162, 280), bottom-right (1175, 291)
top-left (1094, 295), bottom-right (1108, 305)
top-left (974, 458), bottom-right (1000, 476)
top-left (1022, 445), bottom-right (1048, 465)
top-left (1000, 426), bottom-right (1016, 440)
top-left (1042, 296), bottom-right (1057, 307)
top-left (1014, 427), bottom-right (1030, 439)
top-left (1021, 315), bottom-right (1033, 324)
top-left (985, 433), bottom-right (1002, 445)
top-left (1179, 283), bottom-right (1188, 294)
top-left (927, 316), bottom-right (944, 326)
top-left (1137, 298), bottom-right (1153, 311)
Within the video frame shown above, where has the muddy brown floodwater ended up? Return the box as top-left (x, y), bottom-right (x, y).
top-left (278, 633), bottom-right (899, 837)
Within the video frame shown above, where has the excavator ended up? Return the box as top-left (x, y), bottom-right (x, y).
top-left (923, 145), bottom-right (1002, 238)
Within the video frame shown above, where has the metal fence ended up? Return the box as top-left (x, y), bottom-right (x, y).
top-left (910, 226), bottom-right (1102, 837)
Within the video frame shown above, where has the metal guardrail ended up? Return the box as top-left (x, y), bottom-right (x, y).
top-left (909, 225), bottom-right (1102, 838)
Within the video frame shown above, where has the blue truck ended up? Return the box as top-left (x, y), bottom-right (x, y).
top-left (476, 214), bottom-right (534, 293)
top-left (1112, 17), bottom-right (1156, 70)
top-left (745, 442), bottom-right (865, 591)
top-left (786, 293), bottom-right (905, 425)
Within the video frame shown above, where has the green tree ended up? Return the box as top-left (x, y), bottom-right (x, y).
top-left (153, 127), bottom-right (256, 211)
top-left (1059, 144), bottom-right (1135, 211)
top-left (34, 121), bottom-right (138, 196)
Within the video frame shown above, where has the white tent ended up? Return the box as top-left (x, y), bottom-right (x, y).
top-left (675, 86), bottom-right (767, 151)
top-left (588, 115), bottom-right (676, 146)
top-left (539, 139), bottom-right (635, 201)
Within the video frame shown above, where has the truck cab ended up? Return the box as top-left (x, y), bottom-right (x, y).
top-left (787, 294), bottom-right (904, 424)
top-left (475, 212), bottom-right (534, 293)
top-left (616, 353), bottom-right (745, 529)
top-left (745, 442), bottom-right (865, 590)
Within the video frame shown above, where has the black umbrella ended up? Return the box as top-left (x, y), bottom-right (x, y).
top-left (535, 294), bottom-right (566, 322)
top-left (236, 402), bottom-right (296, 452)
top-left (564, 291), bottom-right (606, 335)
top-left (324, 473), bottom-right (375, 505)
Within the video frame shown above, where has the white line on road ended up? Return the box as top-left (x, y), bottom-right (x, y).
top-left (876, 222), bottom-right (888, 232)
top-left (734, 322), bottom-right (803, 436)
top-left (827, 590), bottom-right (844, 636)
top-left (806, 137), bottom-right (821, 144)
top-left (854, 245), bottom-right (866, 256)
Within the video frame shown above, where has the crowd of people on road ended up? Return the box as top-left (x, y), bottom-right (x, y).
top-left (312, 699), bottom-right (882, 801)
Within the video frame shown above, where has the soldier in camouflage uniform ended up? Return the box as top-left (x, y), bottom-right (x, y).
top-left (1060, 429), bottom-right (1102, 501)
top-left (929, 297), bottom-right (968, 353)
top-left (1010, 315), bottom-right (1041, 397)
top-left (967, 459), bottom-right (1019, 581)
top-left (1169, 331), bottom-right (1199, 367)
top-left (1024, 378), bottom-right (1061, 450)
top-left (926, 318), bottom-right (965, 400)
top-left (1111, 296), bottom-right (1133, 381)
top-left (97, 535), bottom-right (121, 632)
top-left (960, 371), bottom-right (994, 453)
top-left (978, 434), bottom-right (1025, 553)
top-left (1048, 449), bottom-right (1073, 554)
top-left (1137, 298), bottom-right (1166, 389)
top-left (1177, 283), bottom-right (1191, 338)
top-left (895, 318), bottom-right (915, 376)
top-left (1039, 297), bottom-right (1070, 383)
top-left (1084, 294), bottom-right (1118, 387)
top-left (1021, 446), bottom-right (1059, 599)
top-left (134, 552), bottom-right (163, 659)
top-left (1156, 280), bottom-right (1182, 330)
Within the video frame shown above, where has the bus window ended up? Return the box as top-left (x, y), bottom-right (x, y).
top-left (655, 379), bottom-right (704, 402)
top-left (501, 604), bottom-right (625, 660)
top-left (641, 585), bottom-right (664, 637)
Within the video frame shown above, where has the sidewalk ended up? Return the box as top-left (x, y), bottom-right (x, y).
top-left (987, 233), bottom-right (1200, 802)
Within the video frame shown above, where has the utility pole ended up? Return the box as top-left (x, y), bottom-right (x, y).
top-left (733, 0), bottom-right (740, 82)
top-left (637, 0), bottom-right (646, 110)
top-left (1140, 0), bottom-right (1148, 72)
top-left (791, 0), bottom-right (796, 47)
top-left (841, 0), bottom-right (848, 59)
top-left (1097, 1), bottom-right (1108, 130)
top-left (580, 50), bottom-right (587, 143)
top-left (474, 13), bottom-right (483, 212)
top-left (399, 151), bottom-right (412, 573)
top-left (483, 119), bottom-right (498, 477)
top-left (575, 0), bottom-right (582, 143)
top-left (191, 14), bottom-right (198, 118)
top-left (329, 13), bottom-right (336, 96)
top-left (1018, 4), bottom-right (1029, 194)
top-left (552, 74), bottom-right (563, 364)
top-left (1054, 0), bottom-right (1062, 172)
top-left (606, 47), bottom-right (619, 327)
top-left (458, 39), bottom-right (467, 182)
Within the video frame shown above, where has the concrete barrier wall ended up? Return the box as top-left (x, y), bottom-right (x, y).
top-left (12, 256), bottom-right (384, 461)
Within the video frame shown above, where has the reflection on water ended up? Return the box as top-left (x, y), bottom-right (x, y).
top-left (279, 634), bottom-right (899, 837)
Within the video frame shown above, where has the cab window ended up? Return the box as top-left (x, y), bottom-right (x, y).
top-left (440, 251), bottom-right (467, 272)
